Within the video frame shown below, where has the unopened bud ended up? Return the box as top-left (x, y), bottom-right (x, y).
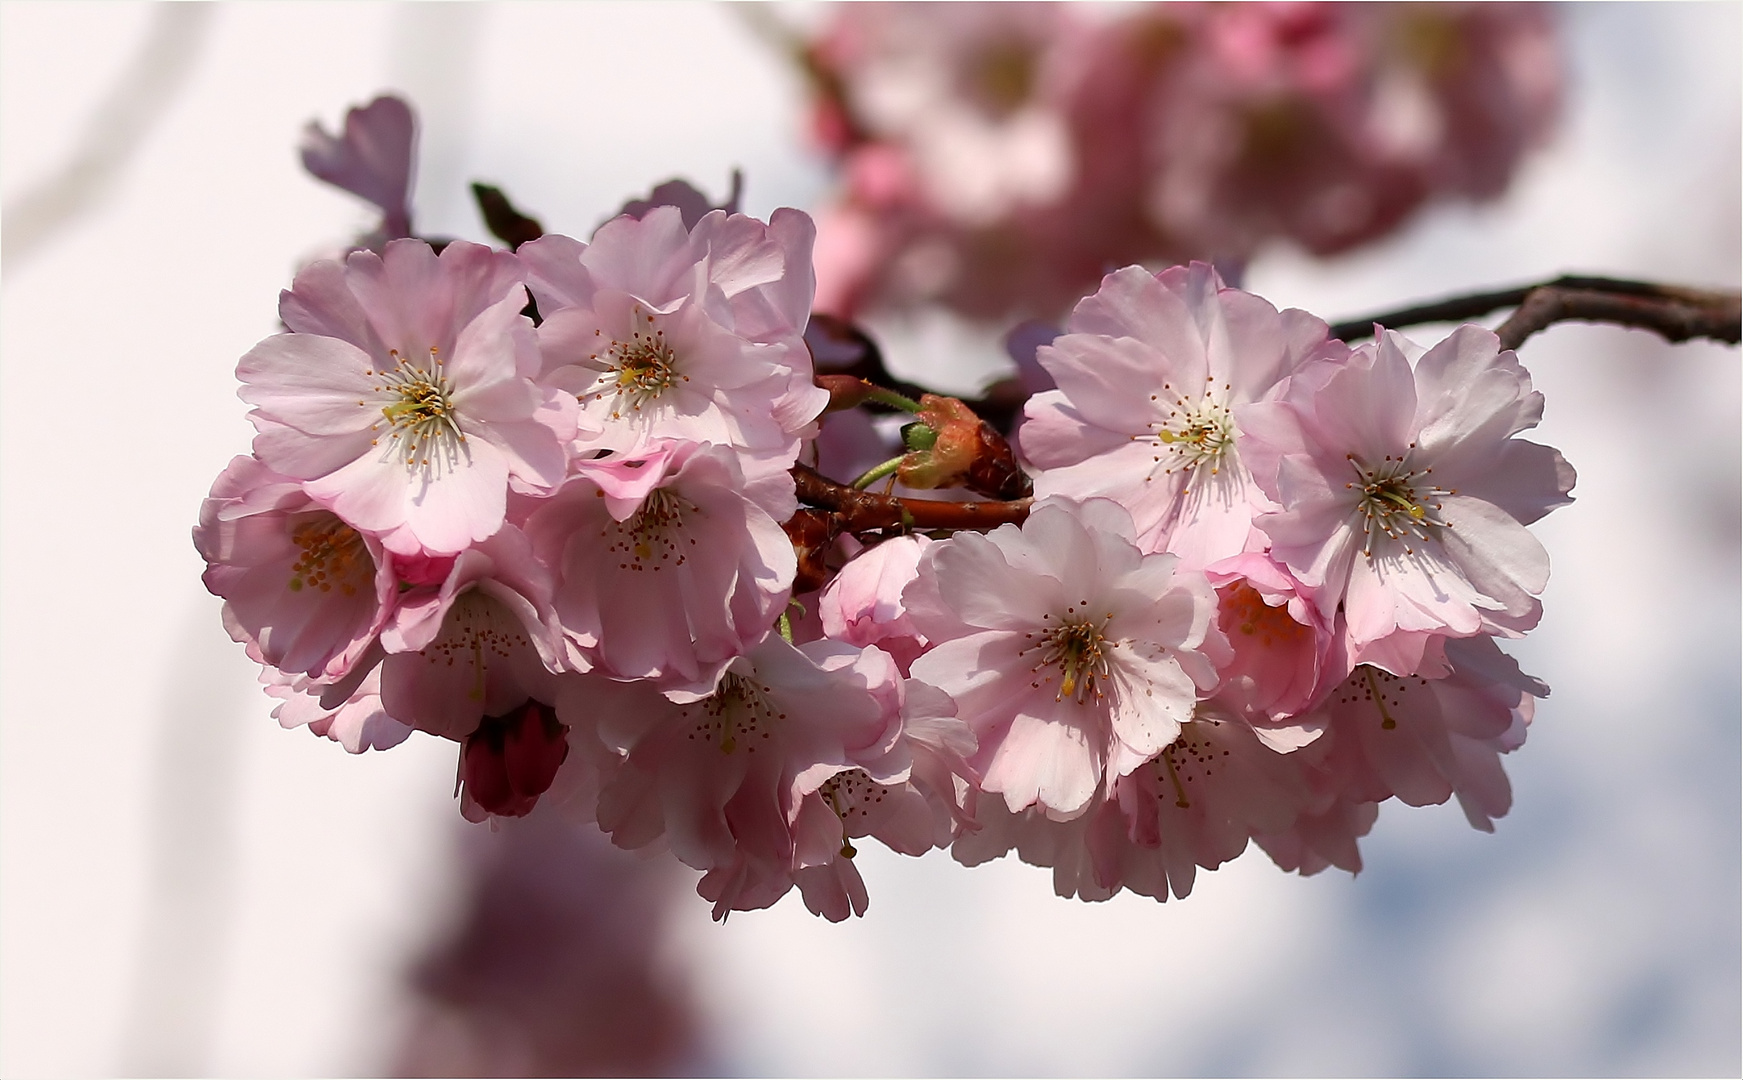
top-left (458, 701), bottom-right (569, 821)
top-left (897, 395), bottom-right (1033, 499)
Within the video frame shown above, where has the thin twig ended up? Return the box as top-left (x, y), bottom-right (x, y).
top-left (1328, 274), bottom-right (1741, 349)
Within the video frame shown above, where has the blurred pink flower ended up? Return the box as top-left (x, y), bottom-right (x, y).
top-left (804, 3), bottom-right (1561, 321)
top-left (392, 815), bottom-right (701, 1076)
top-left (300, 93), bottom-right (416, 245)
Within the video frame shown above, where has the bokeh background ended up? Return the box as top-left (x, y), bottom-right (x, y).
top-left (1, 3), bottom-right (1737, 1076)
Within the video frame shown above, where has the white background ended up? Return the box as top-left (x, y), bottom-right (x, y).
top-left (2, 3), bottom-right (1737, 1076)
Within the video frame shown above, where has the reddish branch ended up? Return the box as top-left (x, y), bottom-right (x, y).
top-left (1329, 274), bottom-right (1741, 350)
top-left (791, 464), bottom-right (1032, 536)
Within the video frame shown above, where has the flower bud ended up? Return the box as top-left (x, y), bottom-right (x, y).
top-left (897, 395), bottom-right (1033, 499)
top-left (458, 701), bottom-right (570, 821)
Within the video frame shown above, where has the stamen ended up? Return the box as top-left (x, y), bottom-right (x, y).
top-left (419, 593), bottom-right (532, 702)
top-left (602, 489), bottom-right (695, 573)
top-left (683, 672), bottom-right (782, 755)
top-left (372, 347), bottom-right (466, 475)
top-left (1132, 381), bottom-right (1236, 490)
top-left (286, 513), bottom-right (370, 596)
top-left (583, 307), bottom-right (690, 418)
top-left (1023, 610), bottom-right (1115, 703)
top-left (1345, 451), bottom-right (1452, 559)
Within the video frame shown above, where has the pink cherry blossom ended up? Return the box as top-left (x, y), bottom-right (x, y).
top-left (803, 5), bottom-right (1561, 321)
top-left (1252, 787), bottom-right (1379, 878)
top-left (520, 440), bottom-right (797, 689)
top-left (788, 662), bottom-right (978, 919)
top-left (518, 207), bottom-right (826, 461)
top-left (1204, 551), bottom-right (1345, 727)
top-left (1021, 263), bottom-right (1348, 568)
top-left (1241, 325), bottom-right (1576, 669)
top-left (239, 238), bottom-right (576, 556)
top-left (953, 708), bottom-right (1315, 902)
top-left (196, 454), bottom-right (396, 680)
top-left (906, 496), bottom-right (1224, 819)
top-left (817, 533), bottom-right (933, 671)
top-left (374, 527), bottom-right (568, 741)
top-left (1301, 634), bottom-right (1542, 832)
top-left (261, 662), bottom-right (413, 754)
top-left (578, 637), bottom-right (910, 920)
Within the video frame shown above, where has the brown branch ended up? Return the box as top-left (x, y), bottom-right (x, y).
top-left (1329, 275), bottom-right (1741, 350)
top-left (1494, 285), bottom-right (1742, 351)
top-left (791, 464), bottom-right (1031, 536)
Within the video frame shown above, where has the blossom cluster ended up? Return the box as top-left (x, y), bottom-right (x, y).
top-left (804, 2), bottom-right (1561, 320)
top-left (196, 96), bottom-right (1573, 920)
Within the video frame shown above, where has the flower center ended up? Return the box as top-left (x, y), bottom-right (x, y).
top-left (1026, 605), bottom-right (1115, 703)
top-left (1217, 580), bottom-right (1309, 648)
top-left (585, 309), bottom-right (689, 418)
top-left (1151, 724), bottom-right (1228, 810)
top-left (287, 513), bottom-right (371, 596)
top-left (1136, 378), bottom-right (1236, 490)
top-left (687, 672), bottom-right (781, 755)
top-left (818, 768), bottom-right (892, 858)
top-left (373, 347), bottom-right (466, 472)
top-left (420, 592), bottom-right (532, 702)
top-left (1346, 450), bottom-right (1452, 558)
top-left (603, 489), bottom-right (695, 571)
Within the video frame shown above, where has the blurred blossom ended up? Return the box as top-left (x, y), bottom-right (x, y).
top-left (803, 2), bottom-right (1562, 322)
top-left (391, 814), bottom-right (702, 1077)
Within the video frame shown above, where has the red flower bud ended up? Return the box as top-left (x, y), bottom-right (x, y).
top-left (458, 701), bottom-right (570, 821)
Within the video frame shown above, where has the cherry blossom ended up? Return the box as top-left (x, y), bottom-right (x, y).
top-left (239, 239), bottom-right (576, 556)
top-left (906, 496), bottom-right (1223, 819)
top-left (521, 440), bottom-right (797, 690)
top-left (1204, 551), bottom-right (1344, 728)
top-left (1301, 634), bottom-right (1543, 832)
top-left (1240, 325), bottom-right (1575, 670)
top-left (954, 708), bottom-right (1315, 902)
top-left (1021, 263), bottom-right (1348, 567)
top-left (374, 528), bottom-right (568, 742)
top-left (261, 663), bottom-right (413, 755)
top-left (578, 638), bottom-right (937, 920)
top-left (816, 533), bottom-right (933, 671)
top-left (195, 454), bottom-right (396, 680)
top-left (803, 4), bottom-right (1561, 321)
top-left (518, 207), bottom-right (826, 462)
